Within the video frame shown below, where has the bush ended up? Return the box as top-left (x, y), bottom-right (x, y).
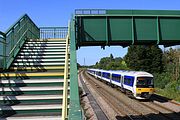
top-left (153, 72), bottom-right (172, 89)
top-left (156, 80), bottom-right (180, 102)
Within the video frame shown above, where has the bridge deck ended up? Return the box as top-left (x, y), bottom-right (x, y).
top-left (75, 9), bottom-right (180, 47)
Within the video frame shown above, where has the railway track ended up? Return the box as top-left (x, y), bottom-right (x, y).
top-left (137, 101), bottom-right (180, 120)
top-left (151, 94), bottom-right (180, 107)
top-left (169, 101), bottom-right (180, 106)
top-left (82, 70), bottom-right (180, 120)
top-left (79, 71), bottom-right (108, 120)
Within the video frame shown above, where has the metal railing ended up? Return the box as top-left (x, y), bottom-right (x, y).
top-left (40, 27), bottom-right (68, 39)
top-left (2, 14), bottom-right (40, 69)
top-left (75, 9), bottom-right (106, 15)
top-left (62, 23), bottom-right (70, 120)
top-left (0, 32), bottom-right (6, 70)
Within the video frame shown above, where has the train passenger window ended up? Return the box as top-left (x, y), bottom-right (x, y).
top-left (97, 72), bottom-right (101, 76)
top-left (103, 72), bottom-right (110, 79)
top-left (112, 74), bottom-right (121, 83)
top-left (124, 76), bottom-right (134, 86)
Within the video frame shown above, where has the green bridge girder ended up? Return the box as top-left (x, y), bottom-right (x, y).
top-left (75, 9), bottom-right (180, 48)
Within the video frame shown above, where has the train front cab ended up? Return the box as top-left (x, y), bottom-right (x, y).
top-left (134, 76), bottom-right (154, 99)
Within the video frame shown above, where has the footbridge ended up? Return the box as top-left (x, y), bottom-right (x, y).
top-left (0, 9), bottom-right (180, 120)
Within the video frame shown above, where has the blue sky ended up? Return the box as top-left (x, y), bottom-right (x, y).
top-left (1, 0), bottom-right (180, 65)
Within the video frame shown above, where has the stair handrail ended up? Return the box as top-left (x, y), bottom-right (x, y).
top-left (62, 22), bottom-right (70, 120)
top-left (0, 31), bottom-right (6, 70)
top-left (2, 14), bottom-right (40, 69)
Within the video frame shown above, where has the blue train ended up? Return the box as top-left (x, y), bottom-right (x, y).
top-left (87, 69), bottom-right (154, 99)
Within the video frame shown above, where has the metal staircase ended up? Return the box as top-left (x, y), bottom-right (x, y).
top-left (0, 14), bottom-right (82, 120)
top-left (0, 38), bottom-right (70, 120)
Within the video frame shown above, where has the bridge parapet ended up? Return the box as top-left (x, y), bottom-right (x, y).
top-left (40, 27), bottom-right (68, 39)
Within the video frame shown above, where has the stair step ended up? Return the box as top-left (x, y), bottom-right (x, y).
top-left (26, 41), bottom-right (66, 44)
top-left (0, 94), bottom-right (69, 100)
top-left (0, 79), bottom-right (70, 87)
top-left (0, 79), bottom-right (65, 84)
top-left (13, 62), bottom-right (66, 66)
top-left (0, 104), bottom-right (62, 111)
top-left (18, 52), bottom-right (65, 55)
top-left (22, 46), bottom-right (67, 49)
top-left (20, 51), bottom-right (66, 53)
top-left (2, 116), bottom-right (62, 120)
top-left (0, 72), bottom-right (64, 77)
top-left (1, 91), bottom-right (65, 96)
top-left (15, 59), bottom-right (67, 62)
top-left (47, 38), bottom-right (66, 41)
top-left (30, 38), bottom-right (66, 41)
top-left (24, 44), bottom-right (66, 47)
top-left (1, 86), bottom-right (66, 91)
top-left (21, 49), bottom-right (66, 52)
top-left (16, 55), bottom-right (65, 58)
top-left (10, 66), bottom-right (65, 70)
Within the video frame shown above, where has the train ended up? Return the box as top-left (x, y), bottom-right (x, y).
top-left (87, 68), bottom-right (154, 99)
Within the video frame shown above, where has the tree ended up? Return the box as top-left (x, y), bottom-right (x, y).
top-left (124, 45), bottom-right (164, 73)
top-left (110, 53), bottom-right (114, 60)
top-left (93, 53), bottom-right (129, 70)
top-left (77, 63), bottom-right (81, 69)
top-left (163, 48), bottom-right (180, 81)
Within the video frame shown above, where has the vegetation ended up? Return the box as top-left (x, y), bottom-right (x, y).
top-left (91, 45), bottom-right (180, 101)
top-left (124, 45), bottom-right (164, 73)
top-left (155, 47), bottom-right (180, 101)
top-left (93, 54), bottom-right (129, 70)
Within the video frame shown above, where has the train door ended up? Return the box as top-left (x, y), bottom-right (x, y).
top-left (133, 77), bottom-right (137, 96)
top-left (110, 73), bottom-right (112, 84)
top-left (121, 75), bottom-right (125, 92)
top-left (121, 76), bottom-right (124, 88)
top-left (95, 71), bottom-right (97, 78)
top-left (100, 72), bottom-right (102, 79)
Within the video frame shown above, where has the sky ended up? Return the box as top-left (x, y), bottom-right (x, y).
top-left (1, 0), bottom-right (180, 65)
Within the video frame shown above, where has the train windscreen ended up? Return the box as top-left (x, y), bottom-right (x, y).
top-left (136, 77), bottom-right (154, 88)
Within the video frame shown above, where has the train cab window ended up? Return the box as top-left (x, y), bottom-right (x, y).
top-left (124, 76), bottom-right (134, 86)
top-left (136, 77), bottom-right (154, 88)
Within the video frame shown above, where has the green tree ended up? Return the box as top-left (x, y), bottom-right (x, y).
top-left (93, 53), bottom-right (129, 70)
top-left (124, 45), bottom-right (164, 73)
top-left (110, 53), bottom-right (114, 61)
top-left (77, 63), bottom-right (81, 69)
top-left (163, 48), bottom-right (180, 81)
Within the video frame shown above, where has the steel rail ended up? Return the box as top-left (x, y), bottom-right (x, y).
top-left (137, 101), bottom-right (178, 120)
top-left (169, 101), bottom-right (180, 106)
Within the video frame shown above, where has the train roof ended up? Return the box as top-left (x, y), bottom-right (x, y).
top-left (88, 68), bottom-right (153, 77)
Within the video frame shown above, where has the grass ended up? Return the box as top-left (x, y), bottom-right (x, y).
top-left (155, 81), bottom-right (180, 102)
